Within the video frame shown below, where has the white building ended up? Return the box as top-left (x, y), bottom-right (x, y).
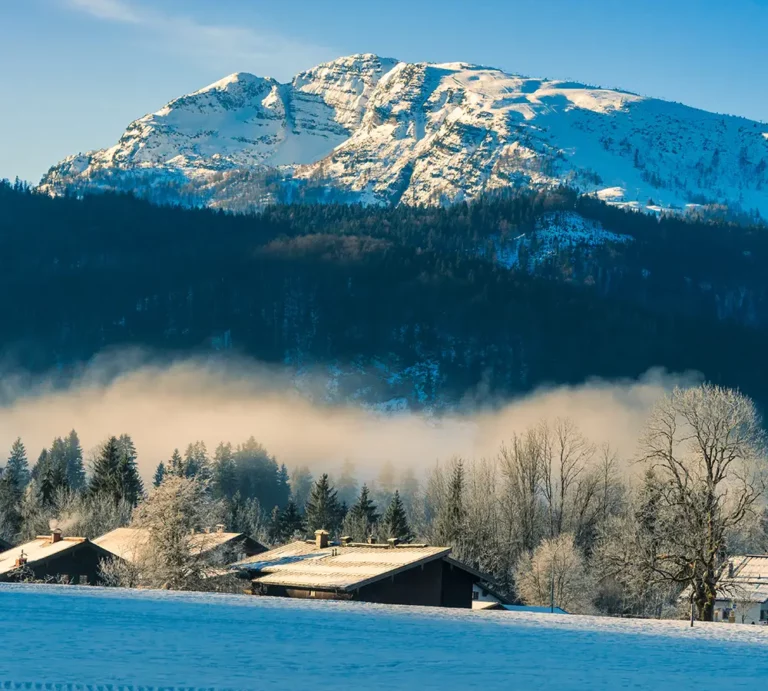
top-left (712, 555), bottom-right (768, 624)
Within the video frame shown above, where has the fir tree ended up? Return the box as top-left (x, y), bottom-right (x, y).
top-left (280, 500), bottom-right (305, 540)
top-left (167, 449), bottom-right (184, 477)
top-left (213, 442), bottom-right (237, 498)
top-left (304, 473), bottom-right (343, 535)
top-left (184, 441), bottom-right (210, 481)
top-left (276, 464), bottom-right (291, 509)
top-left (381, 490), bottom-right (414, 543)
top-left (434, 461), bottom-right (466, 547)
top-left (89, 437), bottom-right (121, 502)
top-left (5, 438), bottom-right (30, 490)
top-left (342, 484), bottom-right (379, 541)
top-left (116, 434), bottom-right (144, 506)
top-left (153, 462), bottom-right (166, 488)
top-left (64, 430), bottom-right (86, 491)
top-left (268, 505), bottom-right (283, 545)
top-left (0, 472), bottom-right (22, 542)
top-left (36, 448), bottom-right (68, 507)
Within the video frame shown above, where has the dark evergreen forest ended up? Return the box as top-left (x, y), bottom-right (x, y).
top-left (1, 179), bottom-right (767, 407)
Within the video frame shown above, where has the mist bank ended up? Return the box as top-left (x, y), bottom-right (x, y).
top-left (0, 352), bottom-right (701, 479)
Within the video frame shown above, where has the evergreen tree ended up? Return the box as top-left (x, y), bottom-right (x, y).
top-left (276, 464), bottom-right (291, 509)
top-left (434, 461), bottom-right (466, 547)
top-left (280, 500), bottom-right (305, 541)
top-left (304, 474), bottom-right (343, 535)
top-left (268, 505), bottom-right (283, 545)
top-left (64, 430), bottom-right (86, 491)
top-left (89, 437), bottom-right (121, 502)
top-left (5, 438), bottom-right (30, 490)
top-left (167, 449), bottom-right (184, 477)
top-left (184, 441), bottom-right (210, 481)
top-left (381, 490), bottom-right (414, 543)
top-left (289, 466), bottom-right (313, 511)
top-left (342, 484), bottom-right (379, 541)
top-left (0, 472), bottom-right (22, 542)
top-left (35, 448), bottom-right (68, 507)
top-left (213, 442), bottom-right (237, 498)
top-left (116, 434), bottom-right (144, 506)
top-left (153, 462), bottom-right (166, 488)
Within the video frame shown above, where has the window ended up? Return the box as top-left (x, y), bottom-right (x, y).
top-left (472, 590), bottom-right (479, 600)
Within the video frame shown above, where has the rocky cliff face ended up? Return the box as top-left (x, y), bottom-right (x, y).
top-left (40, 54), bottom-right (768, 216)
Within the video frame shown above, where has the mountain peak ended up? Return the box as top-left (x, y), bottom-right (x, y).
top-left (39, 54), bottom-right (768, 217)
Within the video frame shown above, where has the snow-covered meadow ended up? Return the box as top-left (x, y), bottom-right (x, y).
top-left (1, 584), bottom-right (767, 689)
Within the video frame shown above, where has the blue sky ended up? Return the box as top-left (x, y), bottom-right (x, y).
top-left (2, 0), bottom-right (768, 182)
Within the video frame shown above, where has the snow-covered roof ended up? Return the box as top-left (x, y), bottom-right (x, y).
top-left (94, 528), bottom-right (255, 563)
top-left (0, 535), bottom-right (98, 575)
top-left (234, 541), bottom-right (454, 591)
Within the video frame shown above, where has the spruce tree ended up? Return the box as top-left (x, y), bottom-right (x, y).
top-left (153, 462), bottom-right (166, 488)
top-left (116, 434), bottom-right (144, 506)
top-left (280, 500), bottom-right (305, 540)
top-left (184, 441), bottom-right (210, 481)
top-left (213, 442), bottom-right (237, 498)
top-left (434, 461), bottom-right (466, 547)
top-left (343, 484), bottom-right (379, 541)
top-left (268, 505), bottom-right (283, 545)
top-left (381, 490), bottom-right (414, 543)
top-left (304, 473), bottom-right (343, 535)
top-left (276, 464), bottom-right (291, 508)
top-left (5, 438), bottom-right (30, 490)
top-left (64, 430), bottom-right (86, 491)
top-left (0, 472), bottom-right (22, 541)
top-left (89, 437), bottom-right (121, 502)
top-left (167, 449), bottom-right (184, 477)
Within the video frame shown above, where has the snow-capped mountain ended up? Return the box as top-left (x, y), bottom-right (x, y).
top-left (41, 54), bottom-right (768, 215)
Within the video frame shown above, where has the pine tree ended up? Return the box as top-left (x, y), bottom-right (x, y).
top-left (5, 438), bottom-right (30, 490)
top-left (213, 442), bottom-right (237, 498)
top-left (276, 464), bottom-right (291, 508)
top-left (268, 505), bottom-right (283, 545)
top-left (184, 441), bottom-right (210, 481)
top-left (343, 484), bottom-right (379, 541)
top-left (304, 474), bottom-right (343, 535)
top-left (381, 490), bottom-right (414, 543)
top-left (64, 430), bottom-right (86, 491)
top-left (36, 448), bottom-right (68, 507)
top-left (434, 461), bottom-right (466, 547)
top-left (153, 462), bottom-right (166, 488)
top-left (167, 449), bottom-right (184, 477)
top-left (116, 434), bottom-right (144, 506)
top-left (280, 500), bottom-right (305, 540)
top-left (89, 437), bottom-right (121, 502)
top-left (0, 472), bottom-right (22, 542)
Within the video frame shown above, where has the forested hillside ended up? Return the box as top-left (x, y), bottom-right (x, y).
top-left (1, 180), bottom-right (767, 407)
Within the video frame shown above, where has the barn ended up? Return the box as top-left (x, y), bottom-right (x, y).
top-left (234, 530), bottom-right (486, 608)
top-left (0, 530), bottom-right (115, 584)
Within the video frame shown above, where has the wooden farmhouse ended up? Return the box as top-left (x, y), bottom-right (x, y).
top-left (0, 530), bottom-right (115, 584)
top-left (233, 530), bottom-right (487, 608)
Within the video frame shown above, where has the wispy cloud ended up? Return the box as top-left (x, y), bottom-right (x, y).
top-left (61, 0), bottom-right (336, 78)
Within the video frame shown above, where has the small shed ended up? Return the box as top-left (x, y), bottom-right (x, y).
top-left (94, 526), bottom-right (266, 565)
top-left (233, 531), bottom-right (487, 608)
top-left (0, 530), bottom-right (115, 584)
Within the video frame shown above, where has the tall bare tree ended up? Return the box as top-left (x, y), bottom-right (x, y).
top-left (638, 384), bottom-right (767, 621)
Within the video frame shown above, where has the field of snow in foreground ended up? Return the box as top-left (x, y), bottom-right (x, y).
top-left (1, 584), bottom-right (767, 690)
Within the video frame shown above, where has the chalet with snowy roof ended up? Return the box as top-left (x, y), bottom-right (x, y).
top-left (233, 530), bottom-right (487, 608)
top-left (0, 530), bottom-right (115, 584)
top-left (712, 555), bottom-right (768, 624)
top-left (94, 526), bottom-right (266, 565)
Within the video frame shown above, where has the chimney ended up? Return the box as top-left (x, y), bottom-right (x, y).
top-left (340, 536), bottom-right (352, 546)
top-left (387, 538), bottom-right (400, 548)
top-left (15, 551), bottom-right (27, 568)
top-left (50, 529), bottom-right (62, 544)
top-left (315, 530), bottom-right (329, 549)
top-left (204, 526), bottom-right (211, 534)
top-left (367, 535), bottom-right (376, 545)
top-left (216, 524), bottom-right (225, 534)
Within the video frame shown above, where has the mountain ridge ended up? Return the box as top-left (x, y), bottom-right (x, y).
top-left (40, 53), bottom-right (768, 217)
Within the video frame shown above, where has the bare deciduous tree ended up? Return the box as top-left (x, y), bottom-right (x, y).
top-left (638, 384), bottom-right (767, 621)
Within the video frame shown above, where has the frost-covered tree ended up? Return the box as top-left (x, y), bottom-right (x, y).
top-left (212, 442), bottom-right (236, 498)
top-left (128, 475), bottom-right (226, 591)
top-left (342, 484), bottom-right (379, 541)
top-left (381, 490), bottom-right (414, 543)
top-left (516, 533), bottom-right (595, 614)
top-left (637, 384), bottom-right (767, 621)
top-left (153, 462), bottom-right (166, 488)
top-left (289, 466), bottom-right (313, 511)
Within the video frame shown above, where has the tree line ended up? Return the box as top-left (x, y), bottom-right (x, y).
top-left (1, 383), bottom-right (766, 621)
